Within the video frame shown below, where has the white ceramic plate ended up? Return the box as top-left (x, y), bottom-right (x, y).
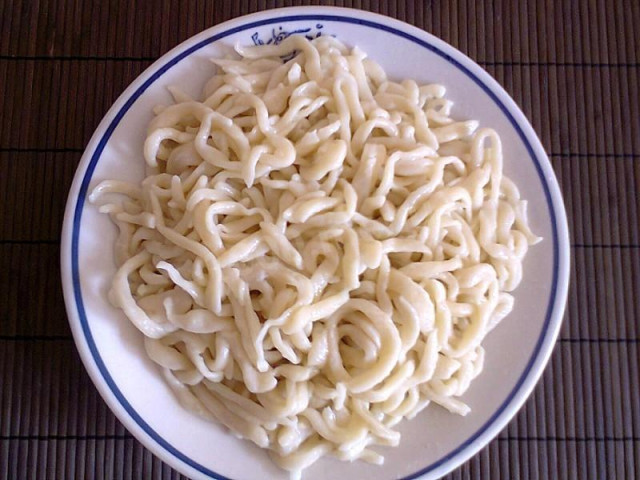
top-left (61, 6), bottom-right (570, 480)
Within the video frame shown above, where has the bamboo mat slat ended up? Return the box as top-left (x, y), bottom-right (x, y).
top-left (1, 1), bottom-right (639, 479)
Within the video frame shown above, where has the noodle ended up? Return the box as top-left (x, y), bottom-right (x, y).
top-left (90, 35), bottom-right (540, 479)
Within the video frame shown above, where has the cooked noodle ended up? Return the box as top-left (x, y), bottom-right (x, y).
top-left (90, 35), bottom-right (540, 478)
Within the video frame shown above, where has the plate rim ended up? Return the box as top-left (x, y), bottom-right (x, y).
top-left (61, 6), bottom-right (571, 480)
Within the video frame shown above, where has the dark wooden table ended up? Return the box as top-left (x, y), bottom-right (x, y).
top-left (2, 1), bottom-right (639, 478)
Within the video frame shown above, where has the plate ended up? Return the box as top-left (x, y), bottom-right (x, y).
top-left (61, 6), bottom-right (570, 480)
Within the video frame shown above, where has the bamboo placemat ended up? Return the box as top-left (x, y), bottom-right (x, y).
top-left (1, 1), bottom-right (639, 478)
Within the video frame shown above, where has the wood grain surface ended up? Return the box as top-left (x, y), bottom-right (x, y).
top-left (1, 1), bottom-right (639, 479)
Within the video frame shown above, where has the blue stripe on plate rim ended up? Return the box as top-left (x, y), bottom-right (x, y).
top-left (68, 12), bottom-right (563, 480)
